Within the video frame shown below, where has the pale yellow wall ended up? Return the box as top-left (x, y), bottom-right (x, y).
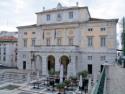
top-left (81, 22), bottom-right (116, 49)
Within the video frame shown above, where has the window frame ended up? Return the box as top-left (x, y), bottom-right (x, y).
top-left (46, 14), bottom-right (51, 21)
top-left (88, 36), bottom-right (93, 47)
top-left (68, 37), bottom-right (74, 45)
top-left (69, 11), bottom-right (73, 19)
top-left (100, 36), bottom-right (106, 47)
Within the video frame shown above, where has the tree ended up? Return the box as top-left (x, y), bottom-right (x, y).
top-left (121, 17), bottom-right (125, 55)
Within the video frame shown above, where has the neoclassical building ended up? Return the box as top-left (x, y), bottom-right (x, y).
top-left (17, 3), bottom-right (118, 82)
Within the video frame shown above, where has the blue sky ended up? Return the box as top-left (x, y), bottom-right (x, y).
top-left (0, 0), bottom-right (124, 31)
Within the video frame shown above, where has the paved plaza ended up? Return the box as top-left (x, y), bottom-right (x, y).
top-left (107, 64), bottom-right (125, 94)
top-left (0, 69), bottom-right (86, 94)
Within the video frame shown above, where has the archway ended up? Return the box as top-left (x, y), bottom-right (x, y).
top-left (47, 55), bottom-right (55, 73)
top-left (60, 55), bottom-right (70, 75)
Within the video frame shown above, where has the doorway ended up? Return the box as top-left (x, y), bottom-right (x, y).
top-left (60, 55), bottom-right (69, 75)
top-left (88, 64), bottom-right (92, 74)
top-left (100, 65), bottom-right (104, 72)
top-left (23, 61), bottom-right (26, 70)
top-left (47, 55), bottom-right (55, 73)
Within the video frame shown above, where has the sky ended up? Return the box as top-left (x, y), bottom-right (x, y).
top-left (0, 0), bottom-right (124, 48)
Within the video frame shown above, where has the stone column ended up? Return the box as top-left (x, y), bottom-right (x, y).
top-left (70, 55), bottom-right (77, 76)
top-left (42, 55), bottom-right (48, 76)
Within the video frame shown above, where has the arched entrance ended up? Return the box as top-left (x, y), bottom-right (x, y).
top-left (47, 55), bottom-right (55, 73)
top-left (60, 55), bottom-right (70, 75)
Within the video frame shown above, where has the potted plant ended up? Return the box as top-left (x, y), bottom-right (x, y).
top-left (78, 70), bottom-right (88, 78)
top-left (69, 76), bottom-right (77, 86)
top-left (56, 83), bottom-right (65, 93)
top-left (64, 80), bottom-right (70, 87)
top-left (49, 68), bottom-right (55, 76)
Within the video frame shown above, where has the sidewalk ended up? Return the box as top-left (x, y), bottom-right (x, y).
top-left (107, 64), bottom-right (125, 94)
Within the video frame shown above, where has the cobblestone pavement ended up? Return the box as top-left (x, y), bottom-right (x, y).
top-left (107, 64), bottom-right (125, 94)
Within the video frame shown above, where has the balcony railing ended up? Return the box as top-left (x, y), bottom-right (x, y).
top-left (31, 45), bottom-right (80, 52)
top-left (91, 66), bottom-right (106, 94)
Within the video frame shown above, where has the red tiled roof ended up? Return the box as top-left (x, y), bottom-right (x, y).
top-left (0, 36), bottom-right (17, 42)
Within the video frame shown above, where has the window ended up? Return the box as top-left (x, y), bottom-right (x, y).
top-left (69, 12), bottom-right (73, 19)
top-left (68, 38), bottom-right (73, 45)
top-left (88, 56), bottom-right (92, 60)
top-left (32, 38), bottom-right (35, 47)
top-left (88, 28), bottom-right (93, 31)
top-left (57, 13), bottom-right (62, 21)
top-left (3, 47), bottom-right (6, 55)
top-left (88, 36), bottom-right (93, 47)
top-left (3, 56), bottom-right (6, 61)
top-left (32, 32), bottom-right (35, 34)
top-left (46, 38), bottom-right (51, 46)
top-left (0, 48), bottom-right (1, 55)
top-left (57, 38), bottom-right (61, 45)
top-left (23, 39), bottom-right (27, 47)
top-left (23, 55), bottom-right (26, 58)
top-left (100, 56), bottom-right (106, 61)
top-left (100, 28), bottom-right (106, 31)
top-left (46, 14), bottom-right (51, 21)
top-left (24, 32), bottom-right (27, 35)
top-left (100, 36), bottom-right (106, 47)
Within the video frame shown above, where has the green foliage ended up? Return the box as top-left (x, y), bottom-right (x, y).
top-left (49, 68), bottom-right (55, 75)
top-left (55, 71), bottom-right (60, 76)
top-left (78, 70), bottom-right (88, 78)
top-left (56, 83), bottom-right (65, 89)
top-left (64, 80), bottom-right (70, 86)
top-left (69, 76), bottom-right (77, 81)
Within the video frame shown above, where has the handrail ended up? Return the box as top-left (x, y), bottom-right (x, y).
top-left (92, 66), bottom-right (106, 94)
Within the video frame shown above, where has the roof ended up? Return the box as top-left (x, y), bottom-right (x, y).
top-left (89, 18), bottom-right (118, 22)
top-left (0, 36), bottom-right (17, 42)
top-left (36, 6), bottom-right (88, 14)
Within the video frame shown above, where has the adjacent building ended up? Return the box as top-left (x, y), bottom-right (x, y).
top-left (0, 31), bottom-right (18, 67)
top-left (17, 3), bottom-right (118, 82)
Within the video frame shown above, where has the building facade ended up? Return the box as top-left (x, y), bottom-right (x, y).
top-left (17, 3), bottom-right (118, 82)
top-left (0, 31), bottom-right (18, 67)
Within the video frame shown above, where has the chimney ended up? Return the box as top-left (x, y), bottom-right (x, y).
top-left (43, 7), bottom-right (45, 11)
top-left (76, 2), bottom-right (79, 6)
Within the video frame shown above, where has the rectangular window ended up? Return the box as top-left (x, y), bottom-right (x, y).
top-left (88, 56), bottom-right (92, 60)
top-left (46, 38), bottom-right (51, 46)
top-left (69, 12), bottom-right (73, 19)
top-left (100, 36), bottom-right (106, 47)
top-left (100, 56), bottom-right (106, 61)
top-left (57, 13), bottom-right (62, 21)
top-left (3, 56), bottom-right (5, 61)
top-left (32, 32), bottom-right (35, 34)
top-left (88, 36), bottom-right (93, 47)
top-left (3, 47), bottom-right (6, 55)
top-left (88, 28), bottom-right (93, 31)
top-left (24, 32), bottom-right (27, 35)
top-left (46, 14), bottom-right (51, 21)
top-left (23, 39), bottom-right (27, 47)
top-left (0, 47), bottom-right (1, 55)
top-left (32, 38), bottom-right (35, 47)
top-left (57, 38), bottom-right (61, 45)
top-left (100, 28), bottom-right (106, 31)
top-left (68, 38), bottom-right (73, 45)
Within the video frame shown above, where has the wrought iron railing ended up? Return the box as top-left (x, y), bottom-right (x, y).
top-left (92, 66), bottom-right (106, 94)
